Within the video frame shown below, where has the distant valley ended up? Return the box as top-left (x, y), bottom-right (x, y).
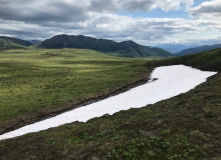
top-left (1, 47), bottom-right (221, 160)
top-left (156, 43), bottom-right (221, 56)
top-left (174, 43), bottom-right (221, 56)
top-left (28, 40), bottom-right (42, 44)
top-left (156, 44), bottom-right (198, 54)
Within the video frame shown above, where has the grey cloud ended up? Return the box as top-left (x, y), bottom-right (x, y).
top-left (78, 16), bottom-right (200, 43)
top-left (0, 0), bottom-right (89, 24)
top-left (90, 0), bottom-right (155, 12)
top-left (89, 0), bottom-right (193, 12)
top-left (124, 0), bottom-right (154, 12)
top-left (89, 0), bottom-right (119, 12)
top-left (0, 0), bottom-right (193, 25)
top-left (190, 0), bottom-right (221, 18)
top-left (0, 13), bottom-right (203, 45)
top-left (0, 0), bottom-right (219, 46)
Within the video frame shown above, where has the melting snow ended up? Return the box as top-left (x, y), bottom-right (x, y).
top-left (0, 65), bottom-right (217, 140)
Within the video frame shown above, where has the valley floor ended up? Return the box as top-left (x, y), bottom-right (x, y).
top-left (0, 48), bottom-right (149, 134)
top-left (0, 48), bottom-right (221, 159)
top-left (0, 65), bottom-right (216, 140)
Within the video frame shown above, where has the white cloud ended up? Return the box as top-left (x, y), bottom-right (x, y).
top-left (0, 13), bottom-right (205, 45)
top-left (0, 0), bottom-right (220, 46)
top-left (189, 0), bottom-right (221, 33)
top-left (0, 0), bottom-right (194, 23)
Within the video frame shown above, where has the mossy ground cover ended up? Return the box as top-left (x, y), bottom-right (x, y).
top-left (0, 48), bottom-right (148, 126)
top-left (0, 49), bottom-right (221, 160)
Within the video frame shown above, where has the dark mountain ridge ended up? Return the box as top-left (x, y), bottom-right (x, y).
top-left (156, 44), bottom-right (198, 54)
top-left (36, 34), bottom-right (172, 57)
top-left (175, 43), bottom-right (221, 56)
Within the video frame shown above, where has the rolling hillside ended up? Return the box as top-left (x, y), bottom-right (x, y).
top-left (36, 34), bottom-right (172, 58)
top-left (0, 36), bottom-right (32, 50)
top-left (0, 38), bottom-right (23, 50)
top-left (0, 48), bottom-right (149, 135)
top-left (156, 48), bottom-right (221, 71)
top-left (175, 43), bottom-right (221, 56)
top-left (0, 48), bottom-right (220, 160)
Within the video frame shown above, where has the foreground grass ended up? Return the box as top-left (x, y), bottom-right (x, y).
top-left (0, 49), bottom-right (221, 160)
top-left (0, 48), bottom-right (148, 126)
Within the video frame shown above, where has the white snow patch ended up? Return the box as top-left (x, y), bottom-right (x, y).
top-left (0, 65), bottom-right (217, 140)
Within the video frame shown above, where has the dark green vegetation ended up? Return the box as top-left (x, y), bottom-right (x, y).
top-left (0, 36), bottom-right (32, 50)
top-left (36, 34), bottom-right (172, 58)
top-left (0, 49), bottom-right (220, 160)
top-left (175, 43), bottom-right (221, 56)
top-left (153, 48), bottom-right (221, 71)
top-left (0, 48), bottom-right (149, 131)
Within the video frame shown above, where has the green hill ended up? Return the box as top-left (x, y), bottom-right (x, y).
top-left (0, 38), bottom-right (23, 50)
top-left (154, 48), bottom-right (221, 71)
top-left (0, 36), bottom-right (32, 50)
top-left (36, 34), bottom-right (172, 57)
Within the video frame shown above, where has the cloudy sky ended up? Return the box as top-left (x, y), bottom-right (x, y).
top-left (0, 0), bottom-right (220, 46)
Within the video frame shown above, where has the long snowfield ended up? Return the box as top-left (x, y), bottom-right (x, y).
top-left (0, 65), bottom-right (217, 140)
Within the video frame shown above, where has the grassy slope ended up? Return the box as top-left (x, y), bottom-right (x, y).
top-left (0, 48), bottom-right (148, 127)
top-left (0, 38), bottom-right (24, 50)
top-left (152, 48), bottom-right (221, 71)
top-left (0, 49), bottom-right (221, 160)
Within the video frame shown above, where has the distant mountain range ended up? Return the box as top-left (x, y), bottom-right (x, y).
top-left (156, 44), bottom-right (198, 54)
top-left (36, 34), bottom-right (172, 58)
top-left (0, 36), bottom-right (32, 50)
top-left (28, 40), bottom-right (42, 44)
top-left (2, 34), bottom-right (221, 58)
top-left (0, 35), bottom-right (172, 57)
top-left (174, 44), bottom-right (221, 56)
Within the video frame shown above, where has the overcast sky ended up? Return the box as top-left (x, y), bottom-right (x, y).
top-left (0, 0), bottom-right (220, 46)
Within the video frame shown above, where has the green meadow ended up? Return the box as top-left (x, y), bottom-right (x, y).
top-left (0, 48), bottom-right (148, 125)
top-left (0, 48), bottom-right (221, 160)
